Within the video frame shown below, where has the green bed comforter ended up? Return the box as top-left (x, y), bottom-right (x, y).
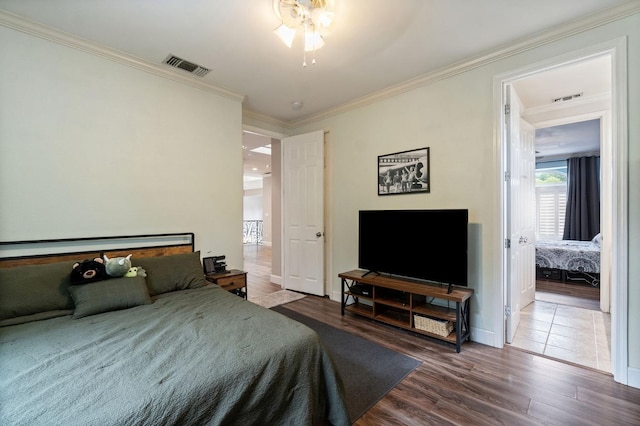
top-left (0, 286), bottom-right (350, 426)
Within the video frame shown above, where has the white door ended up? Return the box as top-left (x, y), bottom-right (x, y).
top-left (282, 130), bottom-right (325, 296)
top-left (519, 118), bottom-right (537, 308)
top-left (505, 85), bottom-right (537, 343)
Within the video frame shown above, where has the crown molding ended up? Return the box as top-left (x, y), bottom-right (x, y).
top-left (0, 10), bottom-right (245, 103)
top-left (243, 108), bottom-right (295, 130)
top-left (289, 1), bottom-right (640, 128)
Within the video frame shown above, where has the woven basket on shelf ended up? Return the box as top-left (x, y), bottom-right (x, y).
top-left (413, 315), bottom-right (453, 337)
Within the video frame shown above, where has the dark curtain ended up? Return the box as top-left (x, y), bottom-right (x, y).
top-left (563, 156), bottom-right (600, 240)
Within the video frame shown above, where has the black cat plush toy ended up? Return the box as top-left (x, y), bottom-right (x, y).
top-left (70, 257), bottom-right (108, 285)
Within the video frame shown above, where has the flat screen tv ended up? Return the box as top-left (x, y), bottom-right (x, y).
top-left (358, 209), bottom-right (468, 287)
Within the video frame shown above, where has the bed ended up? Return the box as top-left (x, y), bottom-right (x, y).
top-left (0, 234), bottom-right (350, 426)
top-left (535, 233), bottom-right (601, 287)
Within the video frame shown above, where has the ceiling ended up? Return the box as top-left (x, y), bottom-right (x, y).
top-left (0, 0), bottom-right (632, 123)
top-left (0, 0), bottom-right (630, 182)
top-left (513, 54), bottom-right (611, 160)
top-left (534, 119), bottom-right (601, 160)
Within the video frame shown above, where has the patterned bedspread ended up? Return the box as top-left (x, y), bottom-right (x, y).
top-left (535, 239), bottom-right (601, 273)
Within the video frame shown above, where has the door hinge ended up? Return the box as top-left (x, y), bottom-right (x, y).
top-left (505, 306), bottom-right (512, 317)
top-left (505, 104), bottom-right (511, 115)
top-left (504, 171), bottom-right (510, 181)
top-left (504, 238), bottom-right (511, 249)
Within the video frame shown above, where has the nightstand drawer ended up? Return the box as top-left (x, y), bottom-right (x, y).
top-left (206, 269), bottom-right (247, 298)
top-left (216, 275), bottom-right (246, 290)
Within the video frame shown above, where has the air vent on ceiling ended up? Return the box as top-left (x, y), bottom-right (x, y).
top-left (163, 54), bottom-right (211, 77)
top-left (552, 92), bottom-right (583, 103)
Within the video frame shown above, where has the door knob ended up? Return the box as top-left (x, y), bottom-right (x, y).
top-left (316, 232), bottom-right (322, 237)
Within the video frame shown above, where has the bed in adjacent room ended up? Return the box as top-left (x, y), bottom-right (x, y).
top-left (0, 233), bottom-right (349, 426)
top-left (535, 233), bottom-right (601, 287)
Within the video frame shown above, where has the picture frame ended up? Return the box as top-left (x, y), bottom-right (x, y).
top-left (378, 147), bottom-right (430, 195)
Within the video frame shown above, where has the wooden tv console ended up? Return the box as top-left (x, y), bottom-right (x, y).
top-left (339, 269), bottom-right (473, 352)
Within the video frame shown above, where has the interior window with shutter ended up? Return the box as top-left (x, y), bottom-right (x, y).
top-left (535, 162), bottom-right (567, 240)
top-left (536, 185), bottom-right (566, 239)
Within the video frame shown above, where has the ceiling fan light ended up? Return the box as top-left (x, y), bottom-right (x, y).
top-left (304, 30), bottom-right (324, 52)
top-left (273, 24), bottom-right (297, 48)
top-left (273, 0), bottom-right (334, 65)
top-left (311, 9), bottom-right (334, 30)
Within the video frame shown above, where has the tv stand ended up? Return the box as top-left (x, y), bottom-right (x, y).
top-left (339, 269), bottom-right (473, 352)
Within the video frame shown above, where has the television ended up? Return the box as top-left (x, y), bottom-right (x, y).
top-left (358, 209), bottom-right (468, 287)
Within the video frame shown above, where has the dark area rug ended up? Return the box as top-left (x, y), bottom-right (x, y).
top-left (271, 305), bottom-right (421, 422)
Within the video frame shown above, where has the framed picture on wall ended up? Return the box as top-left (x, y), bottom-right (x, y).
top-left (378, 147), bottom-right (430, 195)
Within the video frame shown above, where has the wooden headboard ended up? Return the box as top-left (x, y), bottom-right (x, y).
top-left (0, 233), bottom-right (195, 269)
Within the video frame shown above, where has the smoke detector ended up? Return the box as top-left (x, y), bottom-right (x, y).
top-left (163, 54), bottom-right (211, 77)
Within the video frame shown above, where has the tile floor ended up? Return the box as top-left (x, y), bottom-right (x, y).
top-left (510, 298), bottom-right (611, 373)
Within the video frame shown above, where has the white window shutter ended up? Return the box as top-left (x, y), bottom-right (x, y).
top-left (536, 185), bottom-right (566, 240)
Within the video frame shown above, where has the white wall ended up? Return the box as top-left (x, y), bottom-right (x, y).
top-left (243, 192), bottom-right (263, 221)
top-left (0, 24), bottom-right (245, 269)
top-left (294, 12), bottom-right (640, 379)
top-left (262, 175), bottom-right (273, 245)
top-left (297, 71), bottom-right (498, 339)
top-left (270, 140), bottom-right (282, 278)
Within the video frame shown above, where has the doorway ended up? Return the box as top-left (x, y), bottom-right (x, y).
top-left (241, 127), bottom-right (327, 297)
top-left (497, 38), bottom-right (629, 383)
top-left (508, 62), bottom-right (610, 372)
top-left (242, 126), bottom-right (285, 288)
top-left (242, 130), bottom-right (274, 246)
top-left (514, 116), bottom-right (609, 370)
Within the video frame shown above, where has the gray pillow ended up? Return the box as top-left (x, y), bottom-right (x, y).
top-left (68, 276), bottom-right (152, 319)
top-left (134, 251), bottom-right (206, 296)
top-left (0, 261), bottom-right (75, 321)
top-left (592, 233), bottom-right (602, 245)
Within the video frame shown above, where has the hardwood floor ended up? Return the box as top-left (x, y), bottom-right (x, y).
top-left (244, 244), bottom-right (640, 425)
top-left (536, 279), bottom-right (600, 307)
top-left (243, 243), bottom-right (281, 298)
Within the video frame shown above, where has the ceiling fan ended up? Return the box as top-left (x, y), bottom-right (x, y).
top-left (272, 0), bottom-right (336, 65)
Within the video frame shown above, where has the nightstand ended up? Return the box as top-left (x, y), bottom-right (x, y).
top-left (206, 269), bottom-right (247, 299)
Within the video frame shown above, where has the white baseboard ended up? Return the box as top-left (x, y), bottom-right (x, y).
top-left (628, 367), bottom-right (640, 389)
top-left (331, 289), bottom-right (341, 302)
top-left (270, 274), bottom-right (281, 286)
top-left (469, 327), bottom-right (495, 347)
